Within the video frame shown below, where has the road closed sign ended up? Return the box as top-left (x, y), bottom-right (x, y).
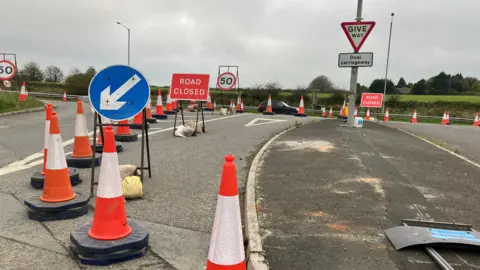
top-left (170, 73), bottom-right (210, 101)
top-left (360, 93), bottom-right (383, 108)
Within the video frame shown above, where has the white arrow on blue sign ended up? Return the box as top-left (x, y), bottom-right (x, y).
top-left (88, 65), bottom-right (150, 121)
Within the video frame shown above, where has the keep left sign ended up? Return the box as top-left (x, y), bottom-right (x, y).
top-left (170, 73), bottom-right (210, 101)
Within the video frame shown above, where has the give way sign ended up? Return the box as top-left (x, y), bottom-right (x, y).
top-left (341, 21), bottom-right (376, 52)
top-left (360, 93), bottom-right (383, 108)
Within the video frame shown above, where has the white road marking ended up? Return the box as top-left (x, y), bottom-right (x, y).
top-left (397, 128), bottom-right (480, 170)
top-left (245, 118), bottom-right (287, 127)
top-left (0, 125), bottom-right (9, 129)
top-left (0, 114), bottom-right (247, 177)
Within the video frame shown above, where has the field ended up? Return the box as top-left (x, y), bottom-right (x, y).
top-left (0, 92), bottom-right (45, 113)
top-left (389, 95), bottom-right (480, 103)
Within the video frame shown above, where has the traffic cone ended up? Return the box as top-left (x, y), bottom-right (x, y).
top-left (18, 82), bottom-right (27, 101)
top-left (206, 155), bottom-right (246, 269)
top-left (24, 111), bottom-right (90, 221)
top-left (70, 125), bottom-right (149, 265)
top-left (263, 94), bottom-right (274, 115)
top-left (340, 98), bottom-right (346, 117)
top-left (93, 117), bottom-right (123, 153)
top-left (25, 86), bottom-right (28, 96)
top-left (152, 90), bottom-right (167, 119)
top-left (63, 91), bottom-right (67, 102)
top-left (328, 106), bottom-right (333, 118)
top-left (236, 96), bottom-right (244, 113)
top-left (441, 111), bottom-right (448, 125)
top-left (165, 94), bottom-right (174, 114)
top-left (365, 108), bottom-right (371, 121)
top-left (115, 119), bottom-right (138, 142)
top-left (145, 98), bottom-right (157, 123)
top-left (294, 95), bottom-right (307, 117)
top-left (130, 111), bottom-right (150, 130)
top-left (240, 101), bottom-right (244, 114)
top-left (446, 112), bottom-right (450, 125)
top-left (411, 109), bottom-right (418, 123)
top-left (66, 99), bottom-right (102, 168)
top-left (42, 104), bottom-right (53, 175)
top-left (205, 94), bottom-right (214, 111)
top-left (213, 101), bottom-right (217, 112)
top-left (322, 107), bottom-right (326, 117)
top-left (354, 106), bottom-right (358, 117)
top-left (384, 108), bottom-right (390, 122)
top-left (172, 99), bottom-right (178, 112)
top-left (474, 112), bottom-right (479, 127)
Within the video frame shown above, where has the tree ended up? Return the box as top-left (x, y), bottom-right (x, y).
top-left (308, 75), bottom-right (333, 92)
top-left (68, 68), bottom-right (82, 76)
top-left (407, 82), bottom-right (414, 88)
top-left (356, 83), bottom-right (368, 94)
top-left (18, 62), bottom-right (44, 82)
top-left (429, 72), bottom-right (451, 94)
top-left (44, 65), bottom-right (64, 82)
top-left (368, 79), bottom-right (395, 94)
top-left (411, 79), bottom-right (427, 95)
top-left (85, 66), bottom-right (97, 78)
top-left (263, 81), bottom-right (283, 91)
top-left (396, 77), bottom-right (407, 88)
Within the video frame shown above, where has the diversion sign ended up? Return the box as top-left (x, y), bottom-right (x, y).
top-left (338, 52), bottom-right (373, 68)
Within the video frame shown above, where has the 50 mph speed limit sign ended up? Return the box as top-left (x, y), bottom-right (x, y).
top-left (0, 60), bottom-right (17, 81)
top-left (217, 72), bottom-right (236, 90)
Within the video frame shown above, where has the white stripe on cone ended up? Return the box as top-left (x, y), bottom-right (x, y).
top-left (96, 152), bottom-right (123, 198)
top-left (74, 114), bottom-right (89, 136)
top-left (299, 97), bottom-right (304, 108)
top-left (156, 93), bottom-right (163, 107)
top-left (207, 194), bottom-right (245, 265)
top-left (46, 133), bottom-right (68, 170)
top-left (267, 96), bottom-right (272, 107)
top-left (43, 120), bottom-right (50, 150)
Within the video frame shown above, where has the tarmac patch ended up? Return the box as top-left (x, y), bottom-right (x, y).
top-left (357, 177), bottom-right (385, 197)
top-left (327, 223), bottom-right (348, 232)
top-left (276, 140), bottom-right (334, 152)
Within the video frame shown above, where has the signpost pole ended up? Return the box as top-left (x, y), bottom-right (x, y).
top-left (347, 0), bottom-right (363, 128)
top-left (382, 13), bottom-right (395, 113)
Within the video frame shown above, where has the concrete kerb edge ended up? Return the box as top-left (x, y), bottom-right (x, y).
top-left (0, 105), bottom-right (53, 118)
top-left (245, 125), bottom-right (298, 270)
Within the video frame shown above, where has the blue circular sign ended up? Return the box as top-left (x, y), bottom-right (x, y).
top-left (88, 65), bottom-right (150, 121)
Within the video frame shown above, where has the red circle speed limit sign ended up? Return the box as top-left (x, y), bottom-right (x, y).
top-left (0, 60), bottom-right (17, 80)
top-left (217, 72), bottom-right (237, 90)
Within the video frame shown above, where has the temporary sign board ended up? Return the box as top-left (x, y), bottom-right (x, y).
top-left (360, 93), bottom-right (383, 108)
top-left (217, 72), bottom-right (236, 90)
top-left (88, 65), bottom-right (150, 121)
top-left (338, 52), bottom-right (373, 67)
top-left (341, 21), bottom-right (376, 52)
top-left (0, 60), bottom-right (17, 80)
top-left (170, 73), bottom-right (210, 101)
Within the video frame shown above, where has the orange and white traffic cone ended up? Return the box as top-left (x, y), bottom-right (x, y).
top-left (42, 104), bottom-right (53, 176)
top-left (340, 98), bottom-right (346, 117)
top-left (354, 106), bottom-right (358, 117)
top-left (240, 101), bottom-right (244, 114)
top-left (263, 94), bottom-right (275, 115)
top-left (365, 108), bottom-right (371, 121)
top-left (70, 126), bottom-right (149, 265)
top-left (384, 108), bottom-right (390, 122)
top-left (63, 91), bottom-right (67, 102)
top-left (474, 112), bottom-right (479, 127)
top-left (205, 94), bottom-right (214, 111)
top-left (411, 109), bottom-right (418, 123)
top-left (441, 111), bottom-right (448, 125)
top-left (322, 107), bottom-right (326, 117)
top-left (236, 96), bottom-right (244, 113)
top-left (18, 82), bottom-right (27, 101)
top-left (213, 101), bottom-right (217, 112)
top-left (145, 97), bottom-right (157, 123)
top-left (66, 99), bottom-right (102, 168)
top-left (130, 111), bottom-right (148, 130)
top-left (171, 99), bottom-right (178, 112)
top-left (206, 155), bottom-right (246, 270)
top-left (294, 95), bottom-right (307, 117)
top-left (152, 90), bottom-right (167, 119)
top-left (328, 106), bottom-right (333, 118)
top-left (165, 94), bottom-right (174, 114)
top-left (24, 111), bottom-right (90, 221)
top-left (446, 112), bottom-right (450, 125)
top-left (115, 119), bottom-right (138, 142)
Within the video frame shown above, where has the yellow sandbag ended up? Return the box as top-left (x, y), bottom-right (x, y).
top-left (122, 176), bottom-right (144, 199)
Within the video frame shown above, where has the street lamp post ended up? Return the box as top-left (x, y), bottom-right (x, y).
top-left (382, 13), bottom-right (394, 113)
top-left (117, 22), bottom-right (130, 66)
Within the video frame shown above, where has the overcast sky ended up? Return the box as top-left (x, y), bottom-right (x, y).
top-left (2, 0), bottom-right (478, 89)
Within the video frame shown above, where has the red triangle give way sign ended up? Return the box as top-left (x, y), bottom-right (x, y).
top-left (341, 21), bottom-right (376, 52)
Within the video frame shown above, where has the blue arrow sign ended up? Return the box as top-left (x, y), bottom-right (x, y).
top-left (88, 65), bottom-right (150, 121)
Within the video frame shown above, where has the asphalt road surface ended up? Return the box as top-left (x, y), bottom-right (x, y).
top-left (0, 100), bottom-right (320, 269)
top-left (256, 120), bottom-right (480, 269)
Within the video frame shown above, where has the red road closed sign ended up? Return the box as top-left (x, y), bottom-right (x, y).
top-left (170, 73), bottom-right (210, 101)
top-left (360, 93), bottom-right (383, 108)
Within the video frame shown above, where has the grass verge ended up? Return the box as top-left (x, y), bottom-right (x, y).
top-left (0, 92), bottom-right (45, 113)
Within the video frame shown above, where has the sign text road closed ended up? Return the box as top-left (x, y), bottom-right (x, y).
top-left (170, 74), bottom-right (210, 101)
top-left (360, 93), bottom-right (383, 108)
top-left (338, 52), bottom-right (373, 68)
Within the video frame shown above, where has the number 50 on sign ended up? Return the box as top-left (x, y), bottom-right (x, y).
top-left (217, 72), bottom-right (237, 91)
top-left (0, 60), bottom-right (17, 81)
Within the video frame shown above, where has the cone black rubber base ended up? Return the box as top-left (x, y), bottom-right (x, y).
top-left (130, 123), bottom-right (150, 130)
top-left (24, 192), bottom-right (90, 221)
top-left (263, 112), bottom-right (275, 115)
top-left (92, 142), bottom-right (123, 153)
top-left (294, 113), bottom-right (307, 117)
top-left (152, 114), bottom-right (168, 119)
top-left (165, 111), bottom-right (175, 115)
top-left (66, 153), bottom-right (102, 169)
top-left (70, 221), bottom-right (149, 266)
top-left (146, 118), bottom-right (157, 124)
top-left (30, 168), bottom-right (81, 189)
top-left (203, 108), bottom-right (213, 112)
top-left (115, 133), bottom-right (138, 142)
top-left (236, 110), bottom-right (245, 114)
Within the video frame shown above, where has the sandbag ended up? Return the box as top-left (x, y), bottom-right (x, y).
top-left (122, 175), bottom-right (144, 199)
top-left (174, 125), bottom-right (196, 137)
top-left (119, 164), bottom-right (139, 179)
top-left (185, 121), bottom-right (203, 133)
